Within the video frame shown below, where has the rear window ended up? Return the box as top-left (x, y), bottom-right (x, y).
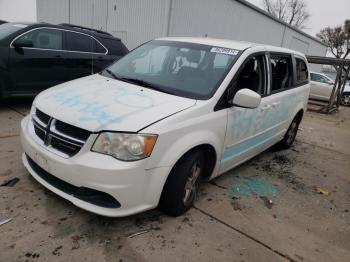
top-left (295, 58), bottom-right (308, 84)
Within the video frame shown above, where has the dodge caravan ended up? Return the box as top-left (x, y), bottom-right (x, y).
top-left (21, 38), bottom-right (310, 217)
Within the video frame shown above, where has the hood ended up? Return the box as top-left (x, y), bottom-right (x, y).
top-left (34, 74), bottom-right (196, 132)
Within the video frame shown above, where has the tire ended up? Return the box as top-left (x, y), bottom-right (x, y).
top-left (276, 114), bottom-right (302, 149)
top-left (159, 150), bottom-right (205, 217)
top-left (340, 92), bottom-right (350, 106)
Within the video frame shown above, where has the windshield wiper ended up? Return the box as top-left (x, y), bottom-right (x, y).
top-left (117, 77), bottom-right (175, 95)
top-left (102, 70), bottom-right (175, 95)
top-left (104, 69), bottom-right (119, 80)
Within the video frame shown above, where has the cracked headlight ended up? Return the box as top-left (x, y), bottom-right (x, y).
top-left (91, 132), bottom-right (158, 161)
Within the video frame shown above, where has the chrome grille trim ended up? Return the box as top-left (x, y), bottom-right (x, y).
top-left (30, 108), bottom-right (91, 158)
top-left (51, 119), bottom-right (86, 144)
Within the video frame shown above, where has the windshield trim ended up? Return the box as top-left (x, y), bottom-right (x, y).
top-left (105, 40), bottom-right (243, 100)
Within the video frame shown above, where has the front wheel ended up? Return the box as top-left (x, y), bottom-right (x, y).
top-left (159, 150), bottom-right (204, 217)
top-left (276, 114), bottom-right (301, 149)
top-left (340, 92), bottom-right (350, 106)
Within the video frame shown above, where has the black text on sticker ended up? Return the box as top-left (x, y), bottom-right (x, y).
top-left (211, 47), bottom-right (239, 56)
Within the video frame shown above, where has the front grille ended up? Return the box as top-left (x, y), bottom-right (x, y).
top-left (55, 120), bottom-right (91, 141)
top-left (34, 124), bottom-right (46, 141)
top-left (36, 108), bottom-right (50, 125)
top-left (26, 154), bottom-right (121, 208)
top-left (50, 136), bottom-right (82, 156)
top-left (32, 108), bottom-right (92, 157)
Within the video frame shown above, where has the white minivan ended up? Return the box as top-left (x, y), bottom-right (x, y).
top-left (21, 38), bottom-right (310, 217)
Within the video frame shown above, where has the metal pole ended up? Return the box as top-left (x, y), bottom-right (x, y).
top-left (337, 64), bottom-right (350, 108)
top-left (328, 66), bottom-right (341, 113)
top-left (166, 0), bottom-right (174, 37)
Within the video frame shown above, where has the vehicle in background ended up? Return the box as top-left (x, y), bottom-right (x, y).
top-left (342, 76), bottom-right (350, 106)
top-left (0, 22), bottom-right (128, 99)
top-left (310, 71), bottom-right (335, 101)
top-left (310, 71), bottom-right (350, 106)
top-left (0, 20), bottom-right (7, 25)
top-left (21, 37), bottom-right (310, 217)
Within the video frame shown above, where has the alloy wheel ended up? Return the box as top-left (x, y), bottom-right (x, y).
top-left (183, 161), bottom-right (201, 206)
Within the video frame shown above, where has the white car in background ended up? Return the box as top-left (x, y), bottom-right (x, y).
top-left (21, 38), bottom-right (310, 217)
top-left (310, 71), bottom-right (350, 106)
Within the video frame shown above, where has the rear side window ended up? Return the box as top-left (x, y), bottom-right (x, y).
top-left (17, 28), bottom-right (63, 50)
top-left (100, 38), bottom-right (128, 56)
top-left (95, 41), bottom-right (106, 54)
top-left (270, 54), bottom-right (293, 93)
top-left (66, 32), bottom-right (94, 53)
top-left (296, 58), bottom-right (308, 84)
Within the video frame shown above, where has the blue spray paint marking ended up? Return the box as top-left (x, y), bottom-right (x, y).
top-left (227, 176), bottom-right (278, 198)
top-left (44, 91), bottom-right (121, 124)
top-left (222, 128), bottom-right (278, 162)
top-left (222, 92), bottom-right (298, 162)
top-left (43, 87), bottom-right (155, 123)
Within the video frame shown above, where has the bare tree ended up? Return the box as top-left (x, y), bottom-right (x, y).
top-left (262, 0), bottom-right (310, 29)
top-left (317, 20), bottom-right (350, 59)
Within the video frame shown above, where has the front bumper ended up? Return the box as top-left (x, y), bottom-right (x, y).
top-left (20, 116), bottom-right (170, 217)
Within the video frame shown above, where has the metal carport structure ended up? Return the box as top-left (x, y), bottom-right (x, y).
top-left (306, 56), bottom-right (350, 114)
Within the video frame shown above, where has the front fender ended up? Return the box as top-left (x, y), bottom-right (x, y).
top-left (144, 108), bottom-right (227, 177)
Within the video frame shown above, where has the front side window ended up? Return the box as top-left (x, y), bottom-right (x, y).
top-left (104, 40), bottom-right (240, 99)
top-left (17, 28), bottom-right (63, 50)
top-left (296, 58), bottom-right (308, 84)
top-left (233, 55), bottom-right (266, 96)
top-left (311, 73), bottom-right (328, 83)
top-left (270, 54), bottom-right (293, 92)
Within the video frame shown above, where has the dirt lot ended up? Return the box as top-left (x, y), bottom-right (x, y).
top-left (1, 99), bottom-right (349, 262)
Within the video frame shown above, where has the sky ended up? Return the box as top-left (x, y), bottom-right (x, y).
top-left (246, 0), bottom-right (350, 37)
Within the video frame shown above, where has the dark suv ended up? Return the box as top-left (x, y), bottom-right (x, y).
top-left (0, 22), bottom-right (128, 98)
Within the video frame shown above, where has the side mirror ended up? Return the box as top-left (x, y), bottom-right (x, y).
top-left (232, 88), bottom-right (261, 109)
top-left (327, 80), bottom-right (334, 85)
top-left (13, 39), bottom-right (33, 48)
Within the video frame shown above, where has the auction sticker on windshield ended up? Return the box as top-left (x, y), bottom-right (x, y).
top-left (210, 47), bottom-right (239, 56)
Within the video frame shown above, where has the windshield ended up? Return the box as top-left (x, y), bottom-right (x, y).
top-left (0, 23), bottom-right (28, 40)
top-left (104, 40), bottom-right (240, 99)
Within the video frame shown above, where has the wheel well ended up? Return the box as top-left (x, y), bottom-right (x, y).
top-left (174, 144), bottom-right (217, 180)
top-left (295, 109), bottom-right (304, 122)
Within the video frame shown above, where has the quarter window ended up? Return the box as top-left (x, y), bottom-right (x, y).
top-left (17, 28), bottom-right (63, 50)
top-left (270, 55), bottom-right (293, 92)
top-left (296, 58), bottom-right (308, 84)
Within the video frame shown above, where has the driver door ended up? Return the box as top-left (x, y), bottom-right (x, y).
top-left (310, 73), bottom-right (333, 100)
top-left (9, 28), bottom-right (66, 94)
top-left (220, 53), bottom-right (274, 173)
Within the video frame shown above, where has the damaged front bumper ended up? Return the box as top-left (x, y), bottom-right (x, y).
top-left (20, 116), bottom-right (170, 217)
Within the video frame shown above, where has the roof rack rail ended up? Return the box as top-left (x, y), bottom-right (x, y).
top-left (59, 23), bottom-right (112, 36)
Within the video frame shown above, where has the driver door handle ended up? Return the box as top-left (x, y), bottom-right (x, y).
top-left (272, 102), bottom-right (280, 107)
top-left (261, 105), bottom-right (271, 111)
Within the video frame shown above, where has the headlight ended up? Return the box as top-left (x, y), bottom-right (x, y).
top-left (91, 132), bottom-right (158, 161)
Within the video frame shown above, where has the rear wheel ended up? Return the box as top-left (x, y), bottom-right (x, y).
top-left (159, 150), bottom-right (204, 217)
top-left (276, 114), bottom-right (301, 149)
top-left (340, 92), bottom-right (350, 106)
